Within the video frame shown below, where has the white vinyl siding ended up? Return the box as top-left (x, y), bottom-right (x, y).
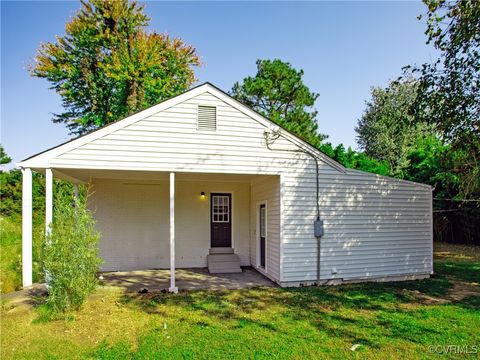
top-left (250, 176), bottom-right (281, 282)
top-left (49, 91), bottom-right (301, 173)
top-left (91, 178), bottom-right (251, 271)
top-left (197, 105), bottom-right (217, 131)
top-left (46, 90), bottom-right (432, 284)
top-left (281, 166), bottom-right (432, 284)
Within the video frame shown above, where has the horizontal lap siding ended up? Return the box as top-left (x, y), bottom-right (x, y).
top-left (50, 92), bottom-right (302, 174)
top-left (55, 91), bottom-right (295, 276)
top-left (250, 176), bottom-right (281, 282)
top-left (91, 180), bottom-right (170, 271)
top-left (91, 179), bottom-right (251, 271)
top-left (49, 90), bottom-right (432, 283)
top-left (281, 165), bottom-right (432, 282)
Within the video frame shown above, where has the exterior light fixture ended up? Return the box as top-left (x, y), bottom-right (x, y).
top-left (200, 192), bottom-right (206, 200)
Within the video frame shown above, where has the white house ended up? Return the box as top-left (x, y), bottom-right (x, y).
top-left (18, 83), bottom-right (433, 291)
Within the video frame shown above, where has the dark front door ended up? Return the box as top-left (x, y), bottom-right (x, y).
top-left (211, 193), bottom-right (232, 247)
top-left (260, 204), bottom-right (266, 267)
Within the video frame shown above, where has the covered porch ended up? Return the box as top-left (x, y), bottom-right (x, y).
top-left (21, 168), bottom-right (281, 292)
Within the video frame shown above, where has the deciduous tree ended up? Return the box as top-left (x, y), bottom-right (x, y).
top-left (356, 79), bottom-right (435, 177)
top-left (31, 0), bottom-right (200, 135)
top-left (405, 0), bottom-right (480, 197)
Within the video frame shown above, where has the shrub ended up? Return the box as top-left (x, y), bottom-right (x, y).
top-left (43, 186), bottom-right (102, 312)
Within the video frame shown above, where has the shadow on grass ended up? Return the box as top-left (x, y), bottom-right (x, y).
top-left (116, 273), bottom-right (454, 341)
top-left (454, 295), bottom-right (480, 310)
top-left (92, 257), bottom-right (479, 359)
top-left (434, 261), bottom-right (480, 283)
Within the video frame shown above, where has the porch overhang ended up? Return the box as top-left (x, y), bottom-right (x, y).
top-left (20, 167), bottom-right (280, 290)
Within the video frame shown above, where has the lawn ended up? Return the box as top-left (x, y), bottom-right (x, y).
top-left (1, 243), bottom-right (479, 359)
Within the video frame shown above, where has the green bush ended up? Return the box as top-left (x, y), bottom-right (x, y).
top-left (43, 187), bottom-right (102, 312)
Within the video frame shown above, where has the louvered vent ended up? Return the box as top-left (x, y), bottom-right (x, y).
top-left (197, 105), bottom-right (217, 131)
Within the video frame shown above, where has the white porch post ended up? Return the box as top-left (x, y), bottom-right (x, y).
top-left (22, 168), bottom-right (33, 287)
top-left (169, 172), bottom-right (178, 293)
top-left (45, 169), bottom-right (53, 235)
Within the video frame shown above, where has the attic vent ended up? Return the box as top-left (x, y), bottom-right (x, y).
top-left (197, 105), bottom-right (217, 131)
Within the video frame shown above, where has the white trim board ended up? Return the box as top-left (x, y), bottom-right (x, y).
top-left (256, 200), bottom-right (268, 272)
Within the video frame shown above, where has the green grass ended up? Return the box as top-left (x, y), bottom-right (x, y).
top-left (1, 241), bottom-right (479, 359)
top-left (0, 216), bottom-right (43, 293)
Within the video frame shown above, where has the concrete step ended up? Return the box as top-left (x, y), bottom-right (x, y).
top-left (207, 253), bottom-right (242, 274)
top-left (208, 254), bottom-right (239, 262)
top-left (209, 247), bottom-right (234, 254)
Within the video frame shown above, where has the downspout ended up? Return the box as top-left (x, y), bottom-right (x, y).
top-left (263, 130), bottom-right (324, 285)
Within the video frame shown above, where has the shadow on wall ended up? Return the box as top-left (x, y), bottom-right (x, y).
top-left (282, 157), bottom-right (432, 281)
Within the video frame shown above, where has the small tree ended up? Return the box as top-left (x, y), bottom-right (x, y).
top-left (43, 186), bottom-right (102, 312)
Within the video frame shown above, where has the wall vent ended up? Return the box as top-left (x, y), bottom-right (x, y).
top-left (197, 105), bottom-right (217, 131)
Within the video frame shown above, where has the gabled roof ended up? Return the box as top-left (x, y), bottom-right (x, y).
top-left (18, 82), bottom-right (346, 172)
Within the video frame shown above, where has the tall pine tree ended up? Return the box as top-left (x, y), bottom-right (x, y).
top-left (231, 59), bottom-right (326, 147)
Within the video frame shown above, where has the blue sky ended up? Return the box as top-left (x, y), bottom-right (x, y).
top-left (1, 1), bottom-right (437, 166)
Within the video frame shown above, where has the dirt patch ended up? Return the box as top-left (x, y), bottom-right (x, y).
top-left (446, 279), bottom-right (480, 301)
top-left (404, 276), bottom-right (479, 306)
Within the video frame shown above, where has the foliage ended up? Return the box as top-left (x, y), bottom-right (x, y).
top-left (0, 169), bottom-right (46, 217)
top-left (42, 186), bottom-right (102, 312)
top-left (0, 145), bottom-right (11, 165)
top-left (0, 216), bottom-right (44, 293)
top-left (231, 59), bottom-right (327, 147)
top-left (319, 142), bottom-right (391, 176)
top-left (0, 147), bottom-right (77, 218)
top-left (405, 0), bottom-right (480, 197)
top-left (232, 59), bottom-right (392, 176)
top-left (356, 79), bottom-right (435, 177)
top-left (1, 244), bottom-right (479, 358)
top-left (30, 0), bottom-right (200, 135)
top-left (404, 135), bottom-right (459, 199)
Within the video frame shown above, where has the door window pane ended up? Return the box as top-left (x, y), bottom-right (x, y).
top-left (212, 195), bottom-right (230, 223)
top-left (260, 206), bottom-right (266, 237)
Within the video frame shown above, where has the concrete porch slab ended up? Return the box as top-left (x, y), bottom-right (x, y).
top-left (101, 267), bottom-right (276, 292)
